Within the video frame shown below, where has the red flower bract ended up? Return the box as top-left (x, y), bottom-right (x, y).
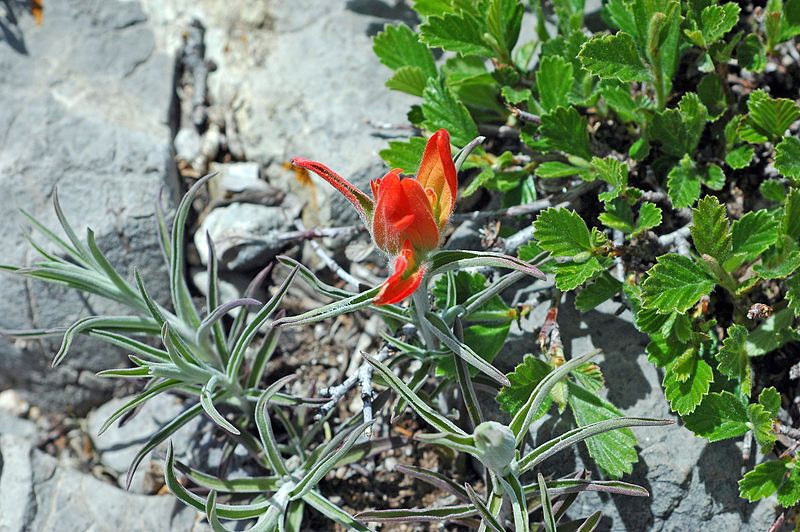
top-left (373, 241), bottom-right (427, 305)
top-left (416, 129), bottom-right (457, 230)
top-left (291, 129), bottom-right (457, 305)
top-left (372, 169), bottom-right (440, 256)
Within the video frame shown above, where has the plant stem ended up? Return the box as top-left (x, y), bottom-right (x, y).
top-left (654, 70), bottom-right (666, 110)
top-left (412, 288), bottom-right (436, 350)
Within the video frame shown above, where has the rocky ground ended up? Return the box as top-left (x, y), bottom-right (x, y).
top-left (0, 1), bottom-right (783, 530)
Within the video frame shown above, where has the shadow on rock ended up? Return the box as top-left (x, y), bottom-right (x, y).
top-left (577, 441), bottom-right (656, 532)
top-left (559, 297), bottom-right (653, 410)
top-left (696, 439), bottom-right (757, 522)
top-left (0, 0), bottom-right (28, 54)
top-left (346, 0), bottom-right (419, 35)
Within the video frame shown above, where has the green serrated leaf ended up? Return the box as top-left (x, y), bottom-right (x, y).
top-left (700, 3), bottom-right (740, 45)
top-left (567, 382), bottom-right (638, 479)
top-left (422, 78), bottom-right (479, 146)
top-left (641, 254), bottom-right (716, 313)
top-left (739, 460), bottom-right (787, 502)
top-left (775, 137), bottom-right (800, 182)
top-left (728, 210), bottom-right (779, 267)
top-left (591, 157), bottom-right (628, 202)
top-left (379, 137), bottom-right (428, 174)
top-left (603, 0), bottom-right (637, 37)
top-left (715, 325), bottom-right (752, 396)
top-left (747, 89), bottom-right (800, 142)
top-left (601, 82), bottom-right (646, 124)
top-left (682, 391), bottom-right (749, 440)
top-left (598, 199), bottom-right (635, 233)
top-left (412, 0), bottom-right (455, 17)
top-left (697, 74), bottom-right (727, 120)
top-left (748, 403), bottom-right (777, 453)
top-left (746, 307), bottom-right (795, 357)
top-left (667, 155), bottom-right (702, 208)
top-left (420, 10), bottom-right (494, 57)
top-left (579, 32), bottom-right (650, 82)
top-left (725, 145), bottom-right (754, 169)
top-left (539, 106), bottom-right (592, 160)
top-left (651, 94), bottom-right (708, 157)
top-left (737, 33), bottom-right (767, 72)
top-left (702, 164), bottom-right (726, 191)
top-left (784, 188), bottom-right (800, 240)
top-left (759, 387), bottom-right (782, 417)
top-left (663, 357), bottom-right (714, 415)
top-left (554, 259), bottom-right (606, 291)
top-left (537, 55), bottom-right (574, 112)
top-left (533, 208), bottom-right (593, 257)
top-left (680, 93), bottom-right (709, 149)
top-left (754, 250), bottom-right (800, 279)
top-left (691, 195), bottom-right (732, 262)
top-left (778, 467), bottom-right (800, 507)
top-left (633, 202), bottom-right (663, 237)
top-left (373, 23), bottom-right (437, 78)
top-left (670, 347), bottom-right (696, 383)
top-left (487, 0), bottom-right (524, 57)
top-left (386, 66), bottom-right (429, 96)
top-left (497, 354), bottom-right (553, 417)
top-left (501, 85), bottom-right (532, 105)
top-left (572, 362), bottom-right (606, 393)
top-left (761, 179), bottom-right (787, 202)
top-left (575, 271), bottom-right (622, 312)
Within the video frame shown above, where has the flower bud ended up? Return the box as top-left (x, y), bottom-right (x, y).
top-left (473, 421), bottom-right (516, 474)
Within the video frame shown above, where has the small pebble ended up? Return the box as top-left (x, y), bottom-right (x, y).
top-left (174, 127), bottom-right (202, 162)
top-left (0, 389), bottom-right (29, 417)
top-left (383, 456), bottom-right (398, 472)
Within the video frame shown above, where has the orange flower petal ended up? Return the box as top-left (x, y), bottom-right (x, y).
top-left (416, 129), bottom-right (457, 229)
top-left (291, 157), bottom-right (374, 220)
top-left (372, 169), bottom-right (440, 255)
top-left (374, 243), bottom-right (426, 305)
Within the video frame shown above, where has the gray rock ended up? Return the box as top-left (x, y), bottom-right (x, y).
top-left (233, 0), bottom-right (415, 228)
top-left (0, 434), bottom-right (199, 532)
top-left (205, 162), bottom-right (287, 207)
top-left (0, 0), bottom-right (178, 414)
top-left (0, 434), bottom-right (34, 532)
top-left (515, 297), bottom-right (780, 531)
top-left (174, 127), bottom-right (203, 162)
top-left (0, 410), bottom-right (37, 441)
top-left (139, 0), bottom-right (416, 229)
top-left (192, 269), bottom-right (247, 307)
top-left (445, 221), bottom-right (484, 252)
top-left (87, 393), bottom-right (202, 492)
top-left (212, 162), bottom-right (267, 194)
top-left (194, 203), bottom-right (295, 270)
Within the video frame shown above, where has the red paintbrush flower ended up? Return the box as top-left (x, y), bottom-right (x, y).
top-left (292, 129), bottom-right (457, 305)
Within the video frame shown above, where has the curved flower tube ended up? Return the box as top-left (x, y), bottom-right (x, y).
top-left (292, 129), bottom-right (457, 305)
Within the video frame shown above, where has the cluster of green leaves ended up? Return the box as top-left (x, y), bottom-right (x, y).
top-left (356, 349), bottom-right (669, 530)
top-left (631, 190), bottom-right (800, 505)
top-left (0, 179), bottom-right (383, 531)
top-left (1, 172), bottom-right (663, 529)
top-left (375, 0), bottom-right (800, 512)
top-left (498, 350), bottom-right (641, 479)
